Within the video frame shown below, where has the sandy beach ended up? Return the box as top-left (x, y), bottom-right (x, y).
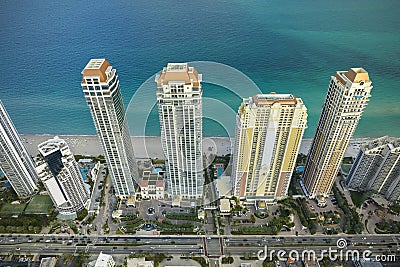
top-left (21, 134), bottom-right (371, 160)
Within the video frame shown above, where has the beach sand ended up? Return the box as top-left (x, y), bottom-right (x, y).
top-left (21, 134), bottom-right (370, 160)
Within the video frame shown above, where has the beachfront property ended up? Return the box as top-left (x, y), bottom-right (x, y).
top-left (346, 136), bottom-right (400, 202)
top-left (155, 63), bottom-right (203, 201)
top-left (231, 94), bottom-right (307, 203)
top-left (0, 100), bottom-right (38, 198)
top-left (302, 68), bottom-right (373, 199)
top-left (35, 136), bottom-right (90, 217)
top-left (139, 170), bottom-right (165, 200)
top-left (82, 59), bottom-right (138, 198)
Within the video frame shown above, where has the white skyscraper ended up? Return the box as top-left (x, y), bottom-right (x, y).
top-left (346, 136), bottom-right (400, 202)
top-left (36, 136), bottom-right (89, 216)
top-left (82, 59), bottom-right (137, 198)
top-left (303, 68), bottom-right (373, 198)
top-left (156, 63), bottom-right (203, 200)
top-left (232, 94), bottom-right (307, 202)
top-left (0, 100), bottom-right (38, 198)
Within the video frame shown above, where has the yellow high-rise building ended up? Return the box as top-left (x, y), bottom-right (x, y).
top-left (232, 94), bottom-right (307, 203)
top-left (302, 68), bottom-right (373, 198)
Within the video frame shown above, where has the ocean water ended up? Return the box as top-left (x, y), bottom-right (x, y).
top-left (0, 0), bottom-right (399, 138)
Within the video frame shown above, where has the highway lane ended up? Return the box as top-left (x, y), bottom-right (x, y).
top-left (1, 241), bottom-right (398, 261)
top-left (223, 235), bottom-right (400, 247)
top-left (1, 233), bottom-right (400, 257)
top-left (0, 243), bottom-right (202, 255)
top-left (0, 234), bottom-right (203, 245)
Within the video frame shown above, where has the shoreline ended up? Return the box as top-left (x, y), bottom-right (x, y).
top-left (21, 134), bottom-right (371, 159)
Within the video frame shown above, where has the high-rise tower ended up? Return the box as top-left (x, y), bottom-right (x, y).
top-left (0, 100), bottom-right (38, 197)
top-left (302, 68), bottom-right (372, 198)
top-left (82, 59), bottom-right (137, 198)
top-left (232, 94), bottom-right (307, 202)
top-left (35, 136), bottom-right (90, 216)
top-left (156, 63), bottom-right (203, 200)
top-left (346, 136), bottom-right (400, 201)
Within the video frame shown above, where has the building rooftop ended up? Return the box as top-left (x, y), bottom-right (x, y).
top-left (82, 58), bottom-right (111, 82)
top-left (251, 93), bottom-right (298, 106)
top-left (219, 198), bottom-right (231, 212)
top-left (364, 136), bottom-right (400, 152)
top-left (140, 170), bottom-right (165, 187)
top-left (39, 257), bottom-right (57, 267)
top-left (37, 136), bottom-right (67, 157)
top-left (335, 67), bottom-right (370, 85)
top-left (127, 257), bottom-right (154, 267)
top-left (156, 63), bottom-right (201, 87)
top-left (216, 175), bottom-right (232, 198)
top-left (93, 252), bottom-right (114, 267)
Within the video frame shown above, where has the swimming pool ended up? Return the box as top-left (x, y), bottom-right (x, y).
top-left (80, 166), bottom-right (90, 181)
top-left (297, 166), bottom-right (304, 173)
top-left (153, 168), bottom-right (163, 173)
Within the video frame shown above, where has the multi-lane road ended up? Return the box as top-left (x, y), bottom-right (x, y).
top-left (1, 233), bottom-right (400, 258)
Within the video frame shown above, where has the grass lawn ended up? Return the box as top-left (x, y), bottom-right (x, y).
top-left (350, 190), bottom-right (372, 208)
top-left (25, 195), bottom-right (54, 214)
top-left (0, 203), bottom-right (26, 215)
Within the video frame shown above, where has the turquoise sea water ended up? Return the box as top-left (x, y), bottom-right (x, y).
top-left (0, 0), bottom-right (399, 138)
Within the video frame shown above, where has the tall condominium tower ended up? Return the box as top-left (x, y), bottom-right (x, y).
top-left (232, 94), bottom-right (308, 202)
top-left (156, 63), bottom-right (203, 200)
top-left (35, 137), bottom-right (89, 216)
top-left (82, 59), bottom-right (137, 198)
top-left (346, 136), bottom-right (400, 201)
top-left (0, 100), bottom-right (38, 197)
top-left (302, 68), bottom-right (373, 198)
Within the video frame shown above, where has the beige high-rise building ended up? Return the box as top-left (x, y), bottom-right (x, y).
top-left (302, 68), bottom-right (373, 198)
top-left (82, 59), bottom-right (137, 198)
top-left (155, 63), bottom-right (203, 200)
top-left (232, 94), bottom-right (307, 202)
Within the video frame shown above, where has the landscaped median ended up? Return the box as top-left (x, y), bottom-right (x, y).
top-left (332, 185), bottom-right (364, 234)
top-left (231, 205), bottom-right (295, 235)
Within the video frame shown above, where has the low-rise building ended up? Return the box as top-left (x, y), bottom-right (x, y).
top-left (112, 210), bottom-right (123, 219)
top-left (127, 258), bottom-right (154, 267)
top-left (40, 257), bottom-right (57, 267)
top-left (126, 196), bottom-right (136, 207)
top-left (140, 170), bottom-right (165, 200)
top-left (219, 198), bottom-right (231, 215)
top-left (88, 252), bottom-right (115, 267)
top-left (197, 209), bottom-right (205, 220)
top-left (172, 196), bottom-right (181, 207)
